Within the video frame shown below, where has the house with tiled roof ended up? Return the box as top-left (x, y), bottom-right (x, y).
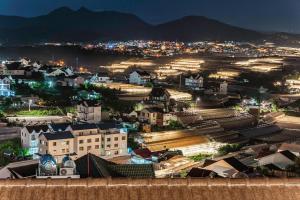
top-left (203, 156), bottom-right (250, 178)
top-left (75, 153), bottom-right (155, 178)
top-left (139, 107), bottom-right (164, 125)
top-left (39, 131), bottom-right (76, 163)
top-left (129, 70), bottom-right (151, 85)
top-left (258, 150), bottom-right (297, 171)
top-left (278, 143), bottom-right (300, 156)
top-left (149, 87), bottom-right (171, 103)
top-left (0, 153), bottom-right (154, 179)
top-left (185, 74), bottom-right (204, 90)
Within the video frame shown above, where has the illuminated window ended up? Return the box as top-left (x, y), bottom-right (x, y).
top-left (79, 140), bottom-right (84, 144)
top-left (79, 147), bottom-right (84, 151)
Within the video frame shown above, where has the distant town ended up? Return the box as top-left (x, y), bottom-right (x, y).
top-left (0, 39), bottom-right (300, 180)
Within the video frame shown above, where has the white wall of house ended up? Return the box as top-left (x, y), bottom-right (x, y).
top-left (21, 127), bottom-right (48, 157)
top-left (185, 76), bottom-right (203, 90)
top-left (220, 82), bottom-right (228, 95)
top-left (77, 104), bottom-right (102, 123)
top-left (100, 132), bottom-right (127, 158)
top-left (129, 71), bottom-right (149, 85)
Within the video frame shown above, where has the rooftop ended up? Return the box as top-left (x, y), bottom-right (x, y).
top-left (25, 125), bottom-right (49, 133)
top-left (75, 153), bottom-right (154, 178)
top-left (41, 131), bottom-right (74, 140)
top-left (70, 123), bottom-right (98, 131)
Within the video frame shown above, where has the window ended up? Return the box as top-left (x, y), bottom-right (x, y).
top-left (79, 132), bottom-right (83, 136)
top-left (122, 136), bottom-right (126, 140)
top-left (106, 144), bottom-right (111, 148)
top-left (101, 144), bottom-right (104, 148)
top-left (66, 148), bottom-right (69, 153)
top-left (95, 138), bottom-right (100, 142)
top-left (107, 138), bottom-right (111, 142)
top-left (114, 137), bottom-right (118, 141)
top-left (62, 149), bottom-right (65, 153)
top-left (79, 140), bottom-right (84, 144)
top-left (114, 144), bottom-right (118, 148)
top-left (87, 146), bottom-right (92, 151)
top-left (53, 142), bottom-right (57, 146)
top-left (114, 151), bottom-right (119, 155)
top-left (90, 131), bottom-right (92, 134)
top-left (87, 139), bottom-right (92, 143)
top-left (95, 145), bottom-right (99, 149)
top-left (66, 141), bottom-right (69, 145)
top-left (79, 147), bottom-right (84, 151)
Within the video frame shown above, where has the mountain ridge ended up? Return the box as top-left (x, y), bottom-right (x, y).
top-left (0, 7), bottom-right (298, 45)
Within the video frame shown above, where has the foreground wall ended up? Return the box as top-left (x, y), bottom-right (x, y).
top-left (0, 178), bottom-right (299, 200)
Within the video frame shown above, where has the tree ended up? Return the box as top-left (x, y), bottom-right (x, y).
top-left (144, 82), bottom-right (153, 88)
top-left (218, 144), bottom-right (243, 156)
top-left (168, 120), bottom-right (183, 130)
top-left (0, 138), bottom-right (22, 166)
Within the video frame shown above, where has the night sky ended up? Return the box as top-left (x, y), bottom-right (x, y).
top-left (0, 0), bottom-right (299, 33)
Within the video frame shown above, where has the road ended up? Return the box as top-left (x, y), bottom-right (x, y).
top-left (0, 127), bottom-right (21, 141)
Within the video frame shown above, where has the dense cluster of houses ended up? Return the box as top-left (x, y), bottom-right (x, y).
top-left (187, 142), bottom-right (300, 178)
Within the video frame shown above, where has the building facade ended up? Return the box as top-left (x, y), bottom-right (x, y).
top-left (220, 81), bottom-right (228, 95)
top-left (129, 71), bottom-right (151, 85)
top-left (185, 75), bottom-right (204, 90)
top-left (0, 76), bottom-right (14, 96)
top-left (76, 101), bottom-right (102, 123)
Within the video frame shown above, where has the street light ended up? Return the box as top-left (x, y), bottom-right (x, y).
top-left (29, 99), bottom-right (33, 111)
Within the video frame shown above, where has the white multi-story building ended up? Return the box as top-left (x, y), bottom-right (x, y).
top-left (76, 101), bottom-right (102, 123)
top-left (37, 122), bottom-right (127, 162)
top-left (100, 131), bottom-right (127, 158)
top-left (21, 125), bottom-right (50, 158)
top-left (0, 76), bottom-right (14, 96)
top-left (129, 70), bottom-right (151, 85)
top-left (185, 75), bottom-right (204, 90)
top-left (22, 122), bottom-right (128, 162)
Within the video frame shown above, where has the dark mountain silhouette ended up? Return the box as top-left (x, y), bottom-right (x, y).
top-left (0, 7), bottom-right (297, 44)
top-left (154, 16), bottom-right (263, 41)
